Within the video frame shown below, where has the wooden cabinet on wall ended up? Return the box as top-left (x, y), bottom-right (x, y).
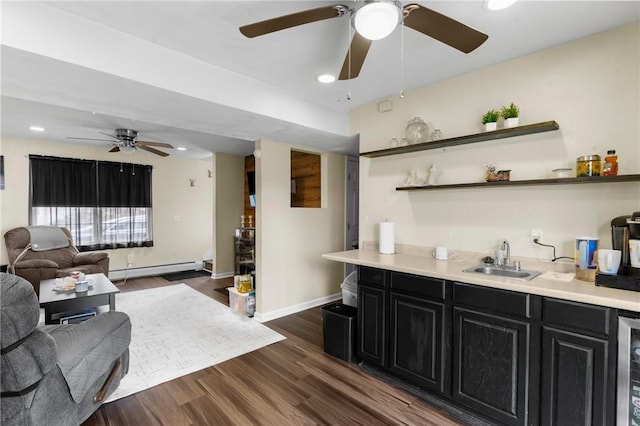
top-left (290, 150), bottom-right (321, 208)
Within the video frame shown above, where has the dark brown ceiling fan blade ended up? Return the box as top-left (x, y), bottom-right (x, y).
top-left (136, 140), bottom-right (173, 148)
top-left (109, 146), bottom-right (120, 153)
top-left (239, 5), bottom-right (347, 38)
top-left (138, 143), bottom-right (170, 157)
top-left (403, 3), bottom-right (488, 53)
top-left (67, 137), bottom-right (116, 142)
top-left (338, 33), bottom-right (373, 80)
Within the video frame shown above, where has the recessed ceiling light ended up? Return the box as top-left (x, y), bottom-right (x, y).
top-left (484, 0), bottom-right (517, 11)
top-left (176, 147), bottom-right (187, 151)
top-left (29, 126), bottom-right (45, 132)
top-left (317, 74), bottom-right (336, 84)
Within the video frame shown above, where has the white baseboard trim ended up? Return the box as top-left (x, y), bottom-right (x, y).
top-left (253, 292), bottom-right (342, 323)
top-left (109, 262), bottom-right (198, 281)
top-left (212, 271), bottom-right (234, 279)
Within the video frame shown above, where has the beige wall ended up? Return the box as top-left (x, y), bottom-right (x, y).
top-left (0, 138), bottom-right (214, 271)
top-left (351, 22), bottom-right (640, 259)
top-left (255, 139), bottom-right (345, 320)
top-left (212, 152), bottom-right (244, 276)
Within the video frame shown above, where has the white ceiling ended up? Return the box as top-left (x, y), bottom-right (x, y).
top-left (2, 1), bottom-right (639, 159)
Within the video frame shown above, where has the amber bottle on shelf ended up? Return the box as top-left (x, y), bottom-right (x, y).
top-left (603, 150), bottom-right (618, 176)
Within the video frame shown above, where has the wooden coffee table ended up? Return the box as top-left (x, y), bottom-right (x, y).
top-left (39, 273), bottom-right (119, 324)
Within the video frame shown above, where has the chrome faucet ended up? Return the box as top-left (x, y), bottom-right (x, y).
top-left (501, 239), bottom-right (511, 268)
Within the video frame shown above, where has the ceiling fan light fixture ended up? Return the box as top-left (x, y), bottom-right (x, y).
top-left (120, 145), bottom-right (136, 154)
top-left (353, 1), bottom-right (400, 41)
top-left (484, 0), bottom-right (517, 11)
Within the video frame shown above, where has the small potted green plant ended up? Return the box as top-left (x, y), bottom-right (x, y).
top-left (500, 102), bottom-right (520, 128)
top-left (481, 110), bottom-right (499, 132)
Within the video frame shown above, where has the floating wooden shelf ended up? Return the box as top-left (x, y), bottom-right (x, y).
top-left (360, 121), bottom-right (560, 158)
top-left (396, 174), bottom-right (640, 191)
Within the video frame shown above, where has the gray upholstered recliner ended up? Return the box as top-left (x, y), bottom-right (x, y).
top-left (0, 273), bottom-right (131, 426)
top-left (4, 227), bottom-right (109, 296)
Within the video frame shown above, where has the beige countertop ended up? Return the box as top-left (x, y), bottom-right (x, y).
top-left (322, 247), bottom-right (640, 312)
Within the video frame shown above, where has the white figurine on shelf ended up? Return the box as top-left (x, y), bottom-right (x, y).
top-left (405, 170), bottom-right (420, 186)
top-left (428, 165), bottom-right (439, 185)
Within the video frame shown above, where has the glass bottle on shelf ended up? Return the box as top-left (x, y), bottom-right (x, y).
top-left (603, 150), bottom-right (618, 176)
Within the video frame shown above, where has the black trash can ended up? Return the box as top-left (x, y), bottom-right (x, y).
top-left (322, 302), bottom-right (358, 363)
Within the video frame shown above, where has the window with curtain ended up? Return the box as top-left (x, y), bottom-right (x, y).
top-left (29, 155), bottom-right (154, 251)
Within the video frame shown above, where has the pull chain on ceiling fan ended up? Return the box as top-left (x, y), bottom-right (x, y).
top-left (239, 1), bottom-right (488, 81)
top-left (399, 8), bottom-right (405, 98)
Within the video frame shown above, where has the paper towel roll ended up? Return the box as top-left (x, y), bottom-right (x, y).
top-left (379, 221), bottom-right (395, 254)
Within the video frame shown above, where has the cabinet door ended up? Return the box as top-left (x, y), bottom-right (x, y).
top-left (389, 292), bottom-right (449, 394)
top-left (540, 327), bottom-right (610, 426)
top-left (453, 307), bottom-right (532, 426)
top-left (357, 284), bottom-right (387, 367)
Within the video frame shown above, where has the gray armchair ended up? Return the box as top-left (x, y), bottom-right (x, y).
top-left (4, 227), bottom-right (109, 296)
top-left (0, 273), bottom-right (131, 426)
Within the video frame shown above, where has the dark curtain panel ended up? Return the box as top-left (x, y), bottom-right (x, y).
top-left (30, 155), bottom-right (97, 207)
top-left (97, 162), bottom-right (152, 208)
top-left (29, 155), bottom-right (154, 251)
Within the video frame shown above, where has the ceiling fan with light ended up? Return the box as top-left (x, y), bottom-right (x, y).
top-left (239, 1), bottom-right (489, 80)
top-left (67, 128), bottom-right (174, 157)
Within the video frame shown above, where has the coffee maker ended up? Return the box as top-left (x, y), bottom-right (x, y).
top-left (597, 212), bottom-right (640, 291)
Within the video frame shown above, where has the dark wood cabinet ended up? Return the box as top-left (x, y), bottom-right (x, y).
top-left (453, 307), bottom-right (534, 426)
top-left (357, 266), bottom-right (388, 368)
top-left (389, 292), bottom-right (449, 393)
top-left (540, 298), bottom-right (617, 426)
top-left (388, 272), bottom-right (451, 394)
top-left (358, 284), bottom-right (387, 367)
top-left (452, 282), bottom-right (540, 426)
top-left (355, 267), bottom-right (618, 426)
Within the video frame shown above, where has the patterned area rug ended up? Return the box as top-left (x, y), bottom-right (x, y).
top-left (105, 284), bottom-right (285, 402)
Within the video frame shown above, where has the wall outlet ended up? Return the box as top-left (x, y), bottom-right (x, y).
top-left (127, 254), bottom-right (135, 264)
top-left (530, 229), bottom-right (543, 243)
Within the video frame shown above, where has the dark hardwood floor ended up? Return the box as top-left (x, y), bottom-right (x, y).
top-left (83, 275), bottom-right (465, 426)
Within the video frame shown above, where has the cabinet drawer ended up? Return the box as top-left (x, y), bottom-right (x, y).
top-left (453, 282), bottom-right (534, 319)
top-left (391, 272), bottom-right (446, 301)
top-left (543, 298), bottom-right (615, 337)
top-left (358, 266), bottom-right (387, 288)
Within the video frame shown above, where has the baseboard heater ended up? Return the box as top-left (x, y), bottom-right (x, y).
top-left (109, 262), bottom-right (201, 281)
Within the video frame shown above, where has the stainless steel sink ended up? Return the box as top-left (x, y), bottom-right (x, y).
top-left (463, 265), bottom-right (541, 281)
